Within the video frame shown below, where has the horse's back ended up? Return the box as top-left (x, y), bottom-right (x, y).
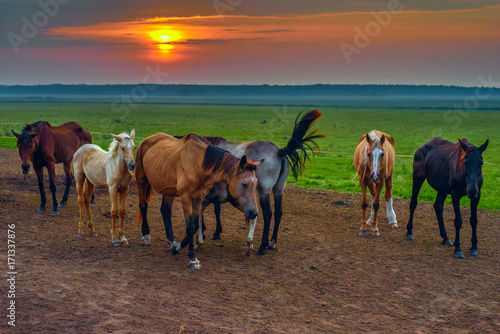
top-left (73, 144), bottom-right (108, 187)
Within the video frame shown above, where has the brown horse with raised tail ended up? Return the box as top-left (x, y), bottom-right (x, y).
top-left (12, 121), bottom-right (92, 215)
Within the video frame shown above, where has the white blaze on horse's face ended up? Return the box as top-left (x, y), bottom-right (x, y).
top-left (369, 147), bottom-right (384, 183)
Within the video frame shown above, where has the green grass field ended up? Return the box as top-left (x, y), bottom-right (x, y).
top-left (1, 101), bottom-right (498, 210)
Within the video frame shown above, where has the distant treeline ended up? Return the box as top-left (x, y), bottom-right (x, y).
top-left (1, 84), bottom-right (499, 97)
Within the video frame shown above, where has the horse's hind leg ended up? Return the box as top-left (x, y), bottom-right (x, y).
top-left (161, 195), bottom-right (179, 253)
top-left (76, 175), bottom-right (86, 238)
top-left (434, 191), bottom-right (451, 246)
top-left (384, 176), bottom-right (398, 229)
top-left (84, 182), bottom-right (96, 236)
top-left (269, 186), bottom-right (284, 250)
top-left (117, 187), bottom-right (129, 245)
top-left (58, 162), bottom-right (72, 208)
top-left (212, 202), bottom-right (223, 240)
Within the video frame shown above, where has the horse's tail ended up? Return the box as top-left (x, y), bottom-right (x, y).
top-left (278, 109), bottom-right (326, 180)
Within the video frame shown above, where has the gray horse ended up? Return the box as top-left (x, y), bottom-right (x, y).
top-left (161, 110), bottom-right (325, 256)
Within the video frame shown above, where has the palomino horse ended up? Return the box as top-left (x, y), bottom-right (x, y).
top-left (406, 137), bottom-right (488, 258)
top-left (172, 110), bottom-right (325, 255)
top-left (12, 121), bottom-right (92, 215)
top-left (354, 130), bottom-right (398, 236)
top-left (72, 130), bottom-right (136, 246)
top-left (135, 133), bottom-right (262, 269)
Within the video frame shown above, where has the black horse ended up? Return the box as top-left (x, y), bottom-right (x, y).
top-left (406, 137), bottom-right (489, 258)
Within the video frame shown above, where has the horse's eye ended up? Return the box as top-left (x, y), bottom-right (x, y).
top-left (242, 183), bottom-right (248, 189)
top-left (122, 147), bottom-right (125, 151)
top-left (381, 153), bottom-right (385, 158)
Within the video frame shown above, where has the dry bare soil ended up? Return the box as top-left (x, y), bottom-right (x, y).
top-left (0, 148), bottom-right (499, 333)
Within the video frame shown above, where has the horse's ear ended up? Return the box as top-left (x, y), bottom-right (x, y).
top-left (25, 123), bottom-right (31, 130)
top-left (380, 135), bottom-right (386, 145)
top-left (459, 139), bottom-right (468, 152)
top-left (111, 134), bottom-right (123, 142)
top-left (130, 129), bottom-right (135, 140)
top-left (478, 139), bottom-right (489, 153)
top-left (365, 134), bottom-right (372, 145)
top-left (255, 159), bottom-right (265, 168)
top-left (239, 155), bottom-right (248, 170)
top-left (11, 130), bottom-right (20, 138)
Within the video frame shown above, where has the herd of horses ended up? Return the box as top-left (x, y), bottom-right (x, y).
top-left (12, 110), bottom-right (489, 268)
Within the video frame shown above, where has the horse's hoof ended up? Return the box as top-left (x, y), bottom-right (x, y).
top-left (454, 251), bottom-right (465, 259)
top-left (90, 202), bottom-right (95, 207)
top-left (120, 238), bottom-right (128, 245)
top-left (257, 247), bottom-right (267, 255)
top-left (142, 235), bottom-right (151, 245)
top-left (51, 210), bottom-right (60, 216)
top-left (358, 230), bottom-right (367, 237)
top-left (442, 240), bottom-right (453, 246)
top-left (37, 206), bottom-right (46, 212)
top-left (76, 234), bottom-right (83, 239)
top-left (267, 244), bottom-right (276, 250)
top-left (390, 223), bottom-right (399, 229)
top-left (211, 234), bottom-right (221, 240)
top-left (112, 241), bottom-right (120, 247)
top-left (194, 243), bottom-right (201, 251)
top-left (469, 249), bottom-right (478, 256)
top-left (171, 247), bottom-right (180, 255)
top-left (372, 230), bottom-right (380, 237)
top-left (406, 234), bottom-right (414, 241)
top-left (190, 259), bottom-right (202, 270)
top-left (246, 250), bottom-right (252, 257)
top-left (366, 221), bottom-right (373, 227)
top-left (58, 202), bottom-right (65, 208)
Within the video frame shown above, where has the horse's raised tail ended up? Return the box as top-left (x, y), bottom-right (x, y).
top-left (278, 109), bottom-right (326, 180)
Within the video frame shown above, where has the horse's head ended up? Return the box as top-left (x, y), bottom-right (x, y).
top-left (112, 129), bottom-right (136, 171)
top-left (12, 127), bottom-right (38, 174)
top-left (228, 155), bottom-right (264, 220)
top-left (365, 133), bottom-right (386, 183)
top-left (459, 138), bottom-right (488, 199)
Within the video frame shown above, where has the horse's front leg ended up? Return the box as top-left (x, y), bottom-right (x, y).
top-left (370, 181), bottom-right (384, 237)
top-left (451, 192), bottom-right (465, 259)
top-left (180, 194), bottom-right (201, 269)
top-left (358, 177), bottom-right (369, 236)
top-left (366, 183), bottom-right (376, 227)
top-left (58, 162), bottom-right (72, 208)
top-left (34, 164), bottom-right (46, 212)
top-left (117, 187), bottom-right (129, 245)
top-left (246, 217), bottom-right (257, 256)
top-left (109, 186), bottom-right (120, 246)
top-left (46, 161), bottom-right (59, 215)
top-left (469, 193), bottom-right (480, 256)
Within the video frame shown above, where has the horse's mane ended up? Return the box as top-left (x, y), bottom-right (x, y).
top-left (454, 138), bottom-right (477, 172)
top-left (108, 132), bottom-right (132, 157)
top-left (202, 145), bottom-right (238, 178)
top-left (22, 121), bottom-right (50, 132)
top-left (174, 134), bottom-right (228, 146)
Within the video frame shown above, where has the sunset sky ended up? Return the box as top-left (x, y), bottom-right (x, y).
top-left (1, 0), bottom-right (499, 86)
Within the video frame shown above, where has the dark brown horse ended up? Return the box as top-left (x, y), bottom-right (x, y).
top-left (406, 137), bottom-right (489, 258)
top-left (12, 121), bottom-right (92, 215)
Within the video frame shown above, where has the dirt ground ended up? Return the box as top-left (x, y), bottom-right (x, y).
top-left (0, 148), bottom-right (499, 334)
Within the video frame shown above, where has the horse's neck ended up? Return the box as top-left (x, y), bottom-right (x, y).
top-left (107, 150), bottom-right (127, 170)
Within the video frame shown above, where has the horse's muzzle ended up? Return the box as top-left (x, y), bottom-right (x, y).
top-left (245, 209), bottom-right (258, 220)
top-left (128, 162), bottom-right (136, 171)
top-left (22, 163), bottom-right (30, 174)
top-left (370, 172), bottom-right (381, 183)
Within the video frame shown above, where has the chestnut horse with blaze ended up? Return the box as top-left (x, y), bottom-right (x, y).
top-left (354, 130), bottom-right (398, 236)
top-left (12, 121), bottom-right (92, 215)
top-left (135, 133), bottom-right (262, 270)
